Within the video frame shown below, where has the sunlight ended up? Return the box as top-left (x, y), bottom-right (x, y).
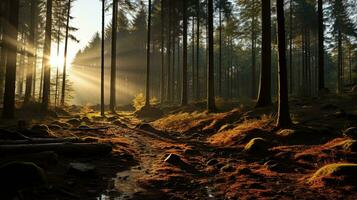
top-left (50, 54), bottom-right (62, 67)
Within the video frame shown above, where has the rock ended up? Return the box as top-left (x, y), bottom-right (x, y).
top-left (137, 123), bottom-right (157, 133)
top-left (164, 154), bottom-right (195, 172)
top-left (220, 164), bottom-right (235, 173)
top-left (164, 154), bottom-right (183, 165)
top-left (343, 127), bottom-right (357, 140)
top-left (66, 118), bottom-right (81, 127)
top-left (264, 160), bottom-right (292, 173)
top-left (244, 138), bottom-right (271, 154)
top-left (81, 117), bottom-right (92, 124)
top-left (29, 124), bottom-right (52, 137)
top-left (206, 159), bottom-right (219, 166)
top-left (308, 163), bottom-right (357, 186)
top-left (31, 124), bottom-right (50, 133)
top-left (48, 124), bottom-right (62, 130)
top-left (68, 162), bottom-right (96, 177)
top-left (0, 162), bottom-right (47, 195)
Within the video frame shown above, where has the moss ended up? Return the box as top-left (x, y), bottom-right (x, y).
top-left (244, 137), bottom-right (270, 154)
top-left (308, 163), bottom-right (357, 184)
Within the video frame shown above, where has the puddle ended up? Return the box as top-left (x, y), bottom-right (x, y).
top-left (97, 166), bottom-right (145, 200)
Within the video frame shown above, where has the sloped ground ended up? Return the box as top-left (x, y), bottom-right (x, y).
top-left (1, 94), bottom-right (357, 199)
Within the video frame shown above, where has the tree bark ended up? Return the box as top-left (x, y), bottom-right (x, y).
top-left (145, 0), bottom-right (152, 106)
top-left (181, 0), bottom-right (188, 106)
top-left (2, 0), bottom-right (19, 118)
top-left (256, 0), bottom-right (272, 107)
top-left (42, 0), bottom-right (53, 111)
top-left (61, 0), bottom-right (71, 106)
top-left (317, 0), bottom-right (325, 92)
top-left (207, 0), bottom-right (216, 112)
top-left (24, 0), bottom-right (38, 104)
top-left (251, 0), bottom-right (256, 99)
top-left (160, 0), bottom-right (165, 103)
top-left (196, 0), bottom-right (200, 100)
top-left (110, 0), bottom-right (118, 112)
top-left (100, 0), bottom-right (105, 116)
top-left (276, 0), bottom-right (292, 128)
top-left (337, 30), bottom-right (342, 94)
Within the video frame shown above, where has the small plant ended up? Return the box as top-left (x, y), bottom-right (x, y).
top-left (132, 93), bottom-right (159, 111)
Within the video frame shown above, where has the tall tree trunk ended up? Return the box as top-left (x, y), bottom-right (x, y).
top-left (145, 0), bottom-right (152, 106)
top-left (61, 0), bottom-right (71, 106)
top-left (289, 0), bottom-right (293, 93)
top-left (54, 23), bottom-right (61, 107)
top-left (256, 0), bottom-right (272, 107)
top-left (24, 0), bottom-right (38, 104)
top-left (317, 0), bottom-right (325, 92)
top-left (218, 5), bottom-right (222, 97)
top-left (109, 0), bottom-right (118, 112)
top-left (41, 0), bottom-right (53, 111)
top-left (196, 0), bottom-right (200, 100)
top-left (251, 0), bottom-right (256, 99)
top-left (160, 0), bottom-right (165, 103)
top-left (207, 0), bottom-right (216, 112)
top-left (349, 47), bottom-right (352, 84)
top-left (181, 0), bottom-right (188, 106)
top-left (276, 0), bottom-right (292, 128)
top-left (0, 0), bottom-right (8, 102)
top-left (166, 0), bottom-right (172, 103)
top-left (192, 17), bottom-right (195, 99)
top-left (100, 0), bottom-right (105, 116)
top-left (337, 30), bottom-right (342, 94)
top-left (2, 0), bottom-right (19, 118)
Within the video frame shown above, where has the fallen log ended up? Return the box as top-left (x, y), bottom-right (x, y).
top-left (0, 137), bottom-right (83, 145)
top-left (0, 143), bottom-right (112, 156)
top-left (1, 151), bottom-right (58, 166)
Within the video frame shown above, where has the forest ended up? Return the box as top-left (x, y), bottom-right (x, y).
top-left (0, 0), bottom-right (357, 199)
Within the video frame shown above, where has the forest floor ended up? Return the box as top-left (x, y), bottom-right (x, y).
top-left (1, 94), bottom-right (357, 200)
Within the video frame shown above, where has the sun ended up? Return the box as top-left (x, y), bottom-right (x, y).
top-left (50, 54), bottom-right (61, 67)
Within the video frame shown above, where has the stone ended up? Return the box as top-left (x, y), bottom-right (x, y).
top-left (164, 154), bottom-right (195, 172)
top-left (244, 138), bottom-right (271, 154)
top-left (343, 127), bottom-right (357, 140)
top-left (31, 124), bottom-right (50, 133)
top-left (308, 163), bottom-right (357, 185)
top-left (220, 164), bottom-right (235, 173)
top-left (68, 162), bottom-right (96, 177)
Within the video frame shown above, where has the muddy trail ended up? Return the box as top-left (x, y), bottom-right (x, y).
top-left (100, 122), bottom-right (218, 200)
